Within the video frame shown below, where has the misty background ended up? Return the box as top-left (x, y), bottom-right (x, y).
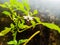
top-left (0, 0), bottom-right (60, 24)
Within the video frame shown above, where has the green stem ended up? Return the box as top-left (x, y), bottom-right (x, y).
top-left (12, 31), bottom-right (17, 45)
top-left (18, 23), bottom-right (40, 33)
top-left (13, 31), bottom-right (17, 40)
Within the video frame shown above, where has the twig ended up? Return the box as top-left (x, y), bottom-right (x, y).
top-left (23, 30), bottom-right (40, 45)
top-left (18, 23), bottom-right (40, 33)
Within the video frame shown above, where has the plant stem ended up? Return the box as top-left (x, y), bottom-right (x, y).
top-left (18, 23), bottom-right (40, 33)
top-left (23, 30), bottom-right (40, 45)
top-left (13, 31), bottom-right (17, 45)
top-left (14, 31), bottom-right (17, 40)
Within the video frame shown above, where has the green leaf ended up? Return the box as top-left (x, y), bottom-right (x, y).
top-left (18, 23), bottom-right (29, 29)
top-left (16, 2), bottom-right (25, 10)
top-left (10, 23), bottom-right (15, 29)
top-left (2, 11), bottom-right (11, 16)
top-left (33, 10), bottom-right (38, 15)
top-left (42, 23), bottom-right (60, 33)
top-left (31, 20), bottom-right (36, 28)
top-left (23, 25), bottom-right (29, 29)
top-left (18, 20), bottom-right (29, 29)
top-left (19, 24), bottom-right (23, 29)
top-left (18, 21), bottom-right (24, 29)
top-left (24, 3), bottom-right (30, 11)
top-left (12, 15), bottom-right (16, 19)
top-left (12, 12), bottom-right (17, 20)
top-left (21, 19), bottom-right (25, 24)
top-left (0, 27), bottom-right (11, 36)
top-left (34, 17), bottom-right (41, 23)
top-left (18, 39), bottom-right (28, 45)
top-left (0, 2), bottom-right (10, 8)
top-left (10, 0), bottom-right (17, 6)
top-left (22, 0), bottom-right (30, 11)
top-left (0, 4), bottom-right (7, 8)
top-left (7, 40), bottom-right (17, 45)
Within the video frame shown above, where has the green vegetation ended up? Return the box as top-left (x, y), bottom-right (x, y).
top-left (0, 0), bottom-right (60, 45)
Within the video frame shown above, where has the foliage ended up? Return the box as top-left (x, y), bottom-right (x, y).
top-left (0, 0), bottom-right (60, 45)
top-left (0, 27), bottom-right (11, 36)
top-left (42, 23), bottom-right (60, 33)
top-left (0, 0), bottom-right (39, 45)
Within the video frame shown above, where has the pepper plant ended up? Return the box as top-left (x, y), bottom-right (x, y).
top-left (0, 0), bottom-right (60, 45)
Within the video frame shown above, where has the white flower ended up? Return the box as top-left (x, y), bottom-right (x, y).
top-left (23, 13), bottom-right (34, 21)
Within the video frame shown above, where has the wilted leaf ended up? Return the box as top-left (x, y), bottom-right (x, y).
top-left (42, 23), bottom-right (60, 33)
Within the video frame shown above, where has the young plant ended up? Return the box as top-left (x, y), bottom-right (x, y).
top-left (0, 0), bottom-right (60, 45)
top-left (0, 0), bottom-right (39, 45)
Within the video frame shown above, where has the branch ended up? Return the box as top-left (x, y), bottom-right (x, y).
top-left (23, 30), bottom-right (40, 45)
